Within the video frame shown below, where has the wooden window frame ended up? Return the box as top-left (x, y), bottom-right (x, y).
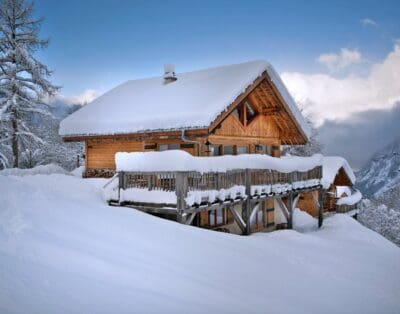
top-left (209, 208), bottom-right (227, 227)
top-left (231, 99), bottom-right (258, 128)
top-left (158, 143), bottom-right (181, 151)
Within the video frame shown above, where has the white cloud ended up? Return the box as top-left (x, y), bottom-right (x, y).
top-left (66, 89), bottom-right (99, 105)
top-left (282, 43), bottom-right (400, 126)
top-left (361, 18), bottom-right (377, 27)
top-left (317, 48), bottom-right (362, 70)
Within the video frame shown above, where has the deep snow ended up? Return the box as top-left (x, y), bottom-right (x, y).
top-left (0, 170), bottom-right (399, 314)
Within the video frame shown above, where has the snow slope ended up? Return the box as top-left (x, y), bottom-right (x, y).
top-left (0, 173), bottom-right (399, 314)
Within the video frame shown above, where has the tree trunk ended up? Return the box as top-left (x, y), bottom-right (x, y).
top-left (11, 112), bottom-right (18, 168)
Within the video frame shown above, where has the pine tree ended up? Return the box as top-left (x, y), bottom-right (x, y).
top-left (0, 0), bottom-right (57, 168)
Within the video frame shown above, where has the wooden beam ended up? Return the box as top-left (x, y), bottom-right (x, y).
top-left (312, 190), bottom-right (325, 228)
top-left (63, 128), bottom-right (209, 142)
top-left (185, 212), bottom-right (197, 225)
top-left (244, 169), bottom-right (252, 235)
top-left (261, 107), bottom-right (282, 115)
top-left (287, 192), bottom-right (294, 229)
top-left (318, 188), bottom-right (325, 228)
top-left (228, 206), bottom-right (246, 234)
top-left (175, 172), bottom-right (189, 224)
top-left (276, 198), bottom-right (289, 221)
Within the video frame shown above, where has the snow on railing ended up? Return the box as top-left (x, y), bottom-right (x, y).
top-left (104, 166), bottom-right (322, 207)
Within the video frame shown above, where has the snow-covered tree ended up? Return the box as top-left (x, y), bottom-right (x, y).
top-left (358, 198), bottom-right (400, 247)
top-left (282, 116), bottom-right (324, 157)
top-left (0, 0), bottom-right (57, 168)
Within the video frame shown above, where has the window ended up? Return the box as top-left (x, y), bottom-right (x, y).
top-left (232, 100), bottom-right (257, 127)
top-left (210, 145), bottom-right (221, 156)
top-left (237, 146), bottom-right (248, 155)
top-left (255, 144), bottom-right (273, 156)
top-left (145, 143), bottom-right (157, 150)
top-left (159, 143), bottom-right (180, 151)
top-left (245, 101), bottom-right (256, 125)
top-left (209, 208), bottom-right (226, 226)
top-left (223, 145), bottom-right (234, 155)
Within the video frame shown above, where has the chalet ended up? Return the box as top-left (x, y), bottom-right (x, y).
top-left (295, 156), bottom-right (361, 218)
top-left (60, 60), bottom-right (311, 177)
top-left (60, 60), bottom-right (359, 235)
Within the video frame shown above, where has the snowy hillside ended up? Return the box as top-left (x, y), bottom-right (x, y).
top-left (0, 170), bottom-right (399, 314)
top-left (357, 136), bottom-right (400, 196)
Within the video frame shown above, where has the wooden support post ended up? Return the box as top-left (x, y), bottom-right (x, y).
top-left (287, 192), bottom-right (294, 229)
top-left (229, 207), bottom-right (246, 234)
top-left (175, 172), bottom-right (188, 224)
top-left (244, 168), bottom-right (251, 235)
top-left (185, 212), bottom-right (197, 225)
top-left (318, 188), bottom-right (325, 228)
top-left (276, 198), bottom-right (289, 221)
top-left (118, 171), bottom-right (125, 203)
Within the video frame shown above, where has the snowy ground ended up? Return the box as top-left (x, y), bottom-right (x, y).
top-left (0, 170), bottom-right (399, 314)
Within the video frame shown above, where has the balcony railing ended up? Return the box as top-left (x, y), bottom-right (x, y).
top-left (109, 166), bottom-right (323, 207)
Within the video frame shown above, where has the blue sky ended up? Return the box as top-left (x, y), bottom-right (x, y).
top-left (35, 0), bottom-right (400, 97)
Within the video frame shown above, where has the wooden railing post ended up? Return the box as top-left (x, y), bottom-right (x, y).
top-left (118, 171), bottom-right (125, 203)
top-left (287, 191), bottom-right (294, 229)
top-left (175, 172), bottom-right (188, 224)
top-left (318, 187), bottom-right (325, 228)
top-left (243, 168), bottom-right (251, 235)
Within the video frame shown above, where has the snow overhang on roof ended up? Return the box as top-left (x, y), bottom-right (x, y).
top-left (321, 156), bottom-right (356, 189)
top-left (59, 60), bottom-right (311, 139)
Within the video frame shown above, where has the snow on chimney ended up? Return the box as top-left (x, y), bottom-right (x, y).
top-left (163, 64), bottom-right (177, 83)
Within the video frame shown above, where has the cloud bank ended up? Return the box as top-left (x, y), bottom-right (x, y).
top-left (282, 43), bottom-right (400, 126)
top-left (318, 102), bottom-right (400, 169)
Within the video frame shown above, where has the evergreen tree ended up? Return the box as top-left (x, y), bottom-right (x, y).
top-left (0, 0), bottom-right (57, 168)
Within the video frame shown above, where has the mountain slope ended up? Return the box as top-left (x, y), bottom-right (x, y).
top-left (0, 170), bottom-right (399, 314)
top-left (357, 137), bottom-right (400, 196)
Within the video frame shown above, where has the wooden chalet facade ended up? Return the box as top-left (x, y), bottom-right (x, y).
top-left (59, 61), bottom-right (347, 234)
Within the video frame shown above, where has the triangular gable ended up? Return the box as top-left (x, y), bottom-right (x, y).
top-left (209, 72), bottom-right (308, 144)
top-left (333, 167), bottom-right (353, 186)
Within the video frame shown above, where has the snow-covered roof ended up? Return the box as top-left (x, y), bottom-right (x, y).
top-left (321, 156), bottom-right (356, 189)
top-left (336, 189), bottom-right (362, 206)
top-left (59, 60), bottom-right (310, 138)
top-left (336, 186), bottom-right (352, 197)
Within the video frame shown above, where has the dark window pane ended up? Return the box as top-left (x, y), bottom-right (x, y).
top-left (211, 145), bottom-right (221, 156)
top-left (159, 144), bottom-right (168, 151)
top-left (169, 143), bottom-right (180, 150)
top-left (159, 143), bottom-right (180, 151)
top-left (223, 146), bottom-right (234, 155)
top-left (237, 146), bottom-right (248, 155)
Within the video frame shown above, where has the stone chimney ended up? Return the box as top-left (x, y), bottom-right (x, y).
top-left (163, 64), bottom-right (177, 83)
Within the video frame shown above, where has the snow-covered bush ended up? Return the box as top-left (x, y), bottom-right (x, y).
top-left (0, 164), bottom-right (69, 177)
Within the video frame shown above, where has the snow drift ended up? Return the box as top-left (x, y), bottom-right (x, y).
top-left (0, 173), bottom-right (399, 314)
